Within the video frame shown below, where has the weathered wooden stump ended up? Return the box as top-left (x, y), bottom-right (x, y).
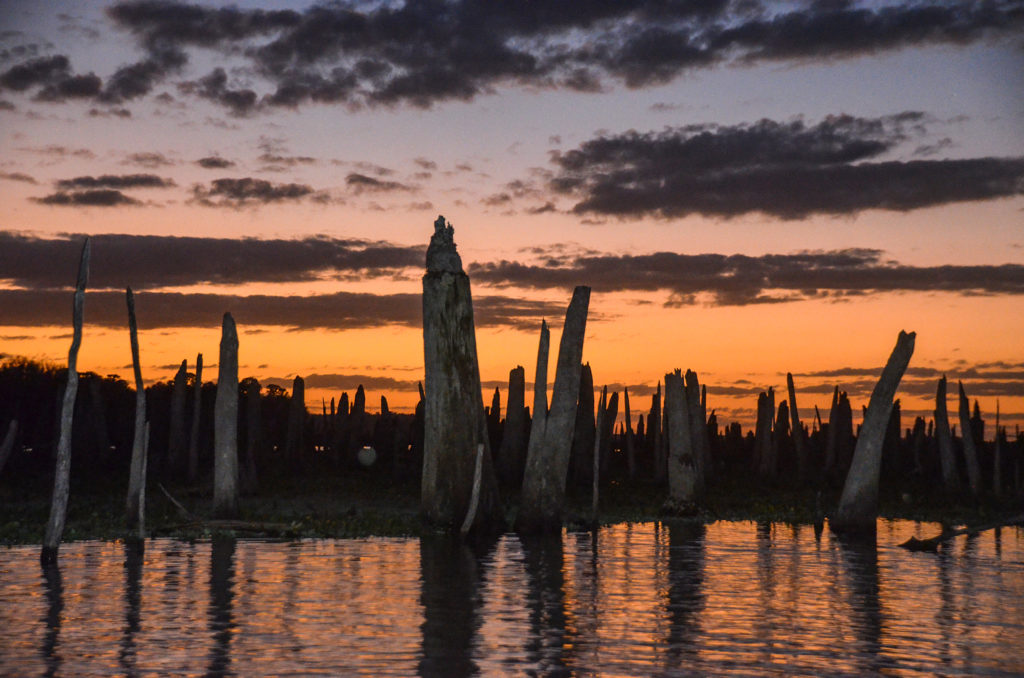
top-left (831, 330), bottom-right (916, 535)
top-left (421, 216), bottom-right (502, 533)
top-left (517, 285), bottom-right (590, 534)
top-left (213, 312), bottom-right (239, 519)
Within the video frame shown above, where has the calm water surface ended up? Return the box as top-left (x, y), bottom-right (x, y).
top-left (1, 520), bottom-right (1022, 676)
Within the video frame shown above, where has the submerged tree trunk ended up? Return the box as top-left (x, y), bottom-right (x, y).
top-left (243, 378), bottom-right (262, 491)
top-left (570, 363), bottom-right (596, 487)
top-left (168, 359), bottom-right (188, 478)
top-left (213, 312), bottom-right (239, 519)
top-left (421, 216), bottom-right (501, 533)
top-left (664, 369), bottom-right (697, 512)
top-left (518, 285), bottom-right (591, 534)
top-left (787, 373), bottom-right (808, 482)
top-left (187, 353), bottom-right (203, 483)
top-left (126, 287), bottom-right (148, 530)
top-left (624, 388), bottom-right (636, 479)
top-left (958, 381), bottom-right (982, 497)
top-left (684, 370), bottom-right (708, 490)
top-left (523, 320), bottom-right (550, 478)
top-left (285, 375), bottom-right (306, 469)
top-left (42, 238), bottom-right (89, 563)
top-left (832, 330), bottom-right (916, 535)
top-left (496, 366), bottom-right (528, 490)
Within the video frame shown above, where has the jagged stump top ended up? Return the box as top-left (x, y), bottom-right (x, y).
top-left (426, 215), bottom-right (463, 273)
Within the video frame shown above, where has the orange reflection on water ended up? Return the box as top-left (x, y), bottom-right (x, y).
top-left (1, 522), bottom-right (1022, 675)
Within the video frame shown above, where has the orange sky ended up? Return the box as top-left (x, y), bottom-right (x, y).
top-left (1, 1), bottom-right (1022, 431)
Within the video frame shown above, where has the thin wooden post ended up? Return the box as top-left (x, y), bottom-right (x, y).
top-left (42, 238), bottom-right (89, 564)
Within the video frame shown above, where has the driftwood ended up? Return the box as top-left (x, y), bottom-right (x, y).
top-left (158, 482), bottom-right (194, 520)
top-left (900, 514), bottom-right (1024, 552)
top-left (42, 238), bottom-right (89, 564)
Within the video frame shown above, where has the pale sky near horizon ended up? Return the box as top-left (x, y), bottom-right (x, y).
top-left (1, 0), bottom-right (1022, 429)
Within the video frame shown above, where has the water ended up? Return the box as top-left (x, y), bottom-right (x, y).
top-left (2, 520), bottom-right (1022, 676)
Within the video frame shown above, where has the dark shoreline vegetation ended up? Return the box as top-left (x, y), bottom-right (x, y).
top-left (1, 354), bottom-right (1021, 546)
top-left (2, 226), bottom-right (1022, 551)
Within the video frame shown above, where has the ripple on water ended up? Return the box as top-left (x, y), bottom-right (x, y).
top-left (0, 521), bottom-right (1022, 676)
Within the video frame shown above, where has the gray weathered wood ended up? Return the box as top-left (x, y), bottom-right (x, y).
top-left (684, 370), bottom-right (708, 488)
top-left (958, 381), bottom-right (982, 496)
top-left (421, 216), bottom-right (501, 532)
top-left (126, 287), bottom-right (148, 529)
top-left (42, 238), bottom-right (89, 563)
top-left (518, 285), bottom-right (590, 533)
top-left (524, 320), bottom-right (550, 480)
top-left (664, 369), bottom-right (697, 510)
top-left (213, 312), bottom-right (239, 518)
top-left (832, 330), bottom-right (915, 535)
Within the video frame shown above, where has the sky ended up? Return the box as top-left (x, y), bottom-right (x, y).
top-left (0, 0), bottom-right (1022, 431)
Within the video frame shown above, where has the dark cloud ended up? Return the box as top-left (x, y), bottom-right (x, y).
top-left (125, 151), bottom-right (173, 167)
top-left (191, 177), bottom-right (319, 206)
top-left (89, 107), bottom-right (132, 118)
top-left (467, 247), bottom-right (1024, 306)
top-left (33, 189), bottom-right (141, 207)
top-left (18, 144), bottom-right (95, 159)
top-left (196, 155), bottom-right (234, 169)
top-left (0, 288), bottom-right (564, 331)
top-left (345, 173), bottom-right (413, 193)
top-left (0, 54), bottom-right (101, 101)
top-left (0, 171), bottom-right (36, 184)
top-left (178, 66), bottom-right (257, 115)
top-left (99, 0), bottom-right (1023, 111)
top-left (55, 173), bottom-right (174, 190)
top-left (0, 231), bottom-right (424, 290)
top-left (549, 114), bottom-right (1024, 218)
top-left (294, 373), bottom-right (421, 393)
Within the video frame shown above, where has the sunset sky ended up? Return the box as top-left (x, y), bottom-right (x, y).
top-left (1, 0), bottom-right (1022, 430)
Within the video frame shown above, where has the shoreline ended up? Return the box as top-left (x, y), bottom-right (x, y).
top-left (3, 469), bottom-right (1020, 546)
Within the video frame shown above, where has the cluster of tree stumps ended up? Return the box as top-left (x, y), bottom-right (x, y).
top-left (2, 219), bottom-right (1024, 556)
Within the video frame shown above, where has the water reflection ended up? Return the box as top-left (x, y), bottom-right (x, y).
top-left (418, 534), bottom-right (488, 677)
top-left (206, 536), bottom-right (237, 677)
top-left (664, 521), bottom-right (706, 672)
top-left (40, 559), bottom-right (63, 678)
top-left (118, 541), bottom-right (144, 677)
top-left (835, 534), bottom-right (889, 674)
top-left (521, 533), bottom-right (569, 675)
top-left (1, 523), bottom-right (1022, 676)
